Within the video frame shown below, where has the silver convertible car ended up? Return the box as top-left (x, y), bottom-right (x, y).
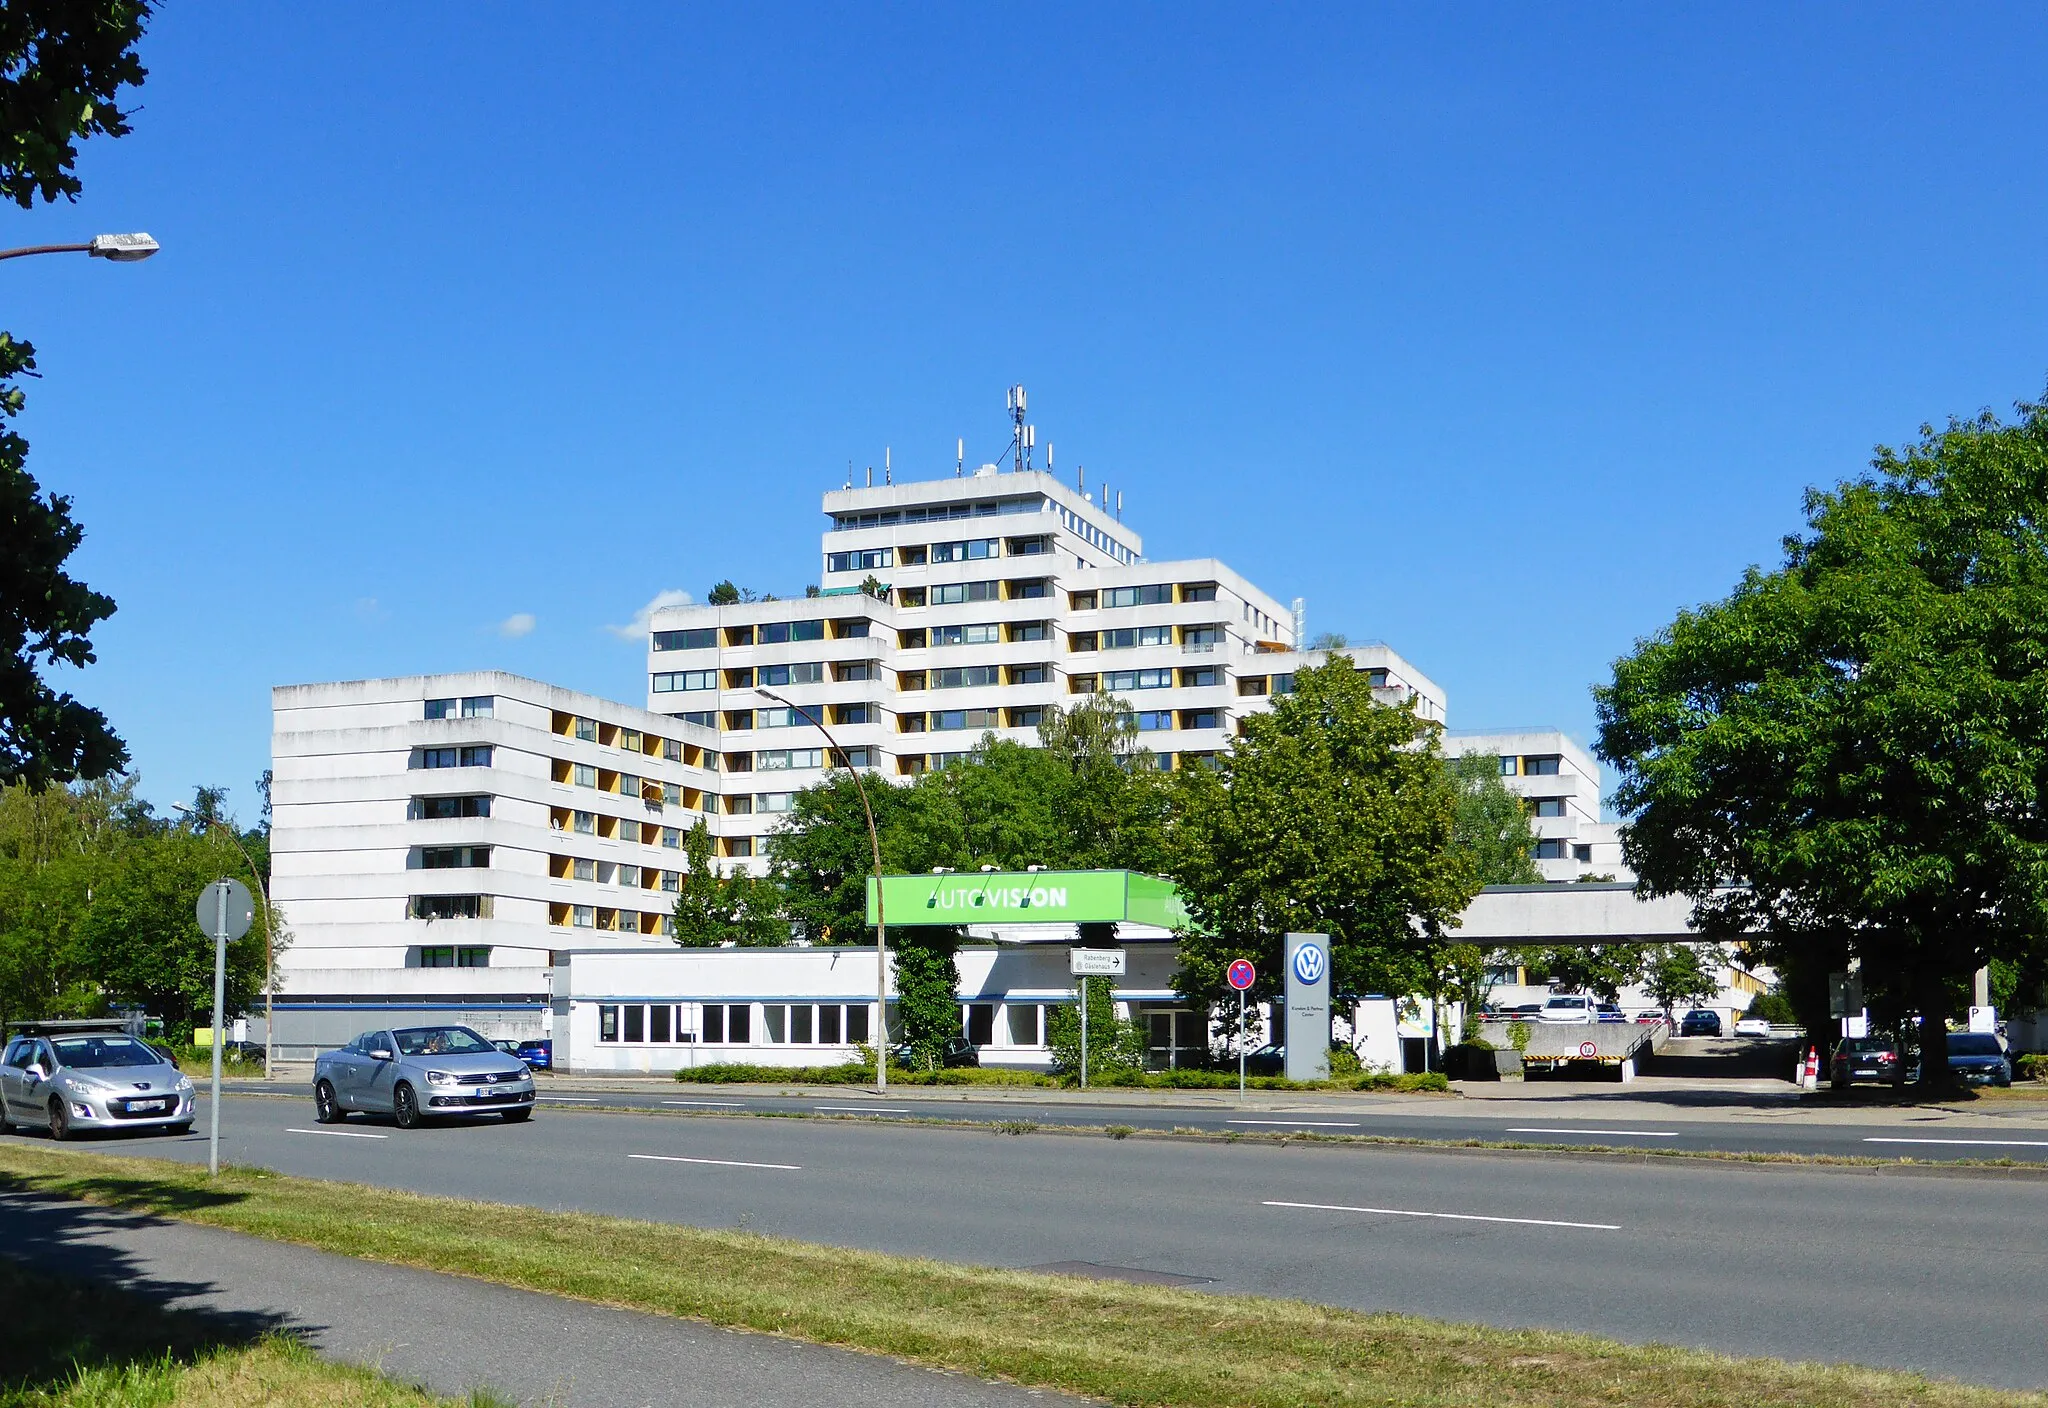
top-left (313, 1025), bottom-right (535, 1128)
top-left (1, 1022), bottom-right (194, 1139)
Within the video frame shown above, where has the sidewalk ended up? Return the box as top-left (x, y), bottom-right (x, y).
top-left (0, 1192), bottom-right (1068, 1408)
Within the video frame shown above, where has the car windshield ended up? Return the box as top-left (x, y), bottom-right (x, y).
top-left (50, 1035), bottom-right (161, 1069)
top-left (1948, 1034), bottom-right (2004, 1056)
top-left (1686, 1010), bottom-right (1715, 1019)
top-left (1840, 1038), bottom-right (1889, 1053)
top-left (1544, 997), bottom-right (1588, 1008)
top-left (392, 1026), bottom-right (494, 1056)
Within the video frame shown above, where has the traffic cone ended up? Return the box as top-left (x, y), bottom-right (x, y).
top-left (1802, 1045), bottom-right (1819, 1089)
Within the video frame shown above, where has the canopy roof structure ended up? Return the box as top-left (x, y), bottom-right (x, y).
top-left (865, 869), bottom-right (1196, 930)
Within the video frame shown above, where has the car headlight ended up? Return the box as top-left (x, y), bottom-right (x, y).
top-left (175, 1075), bottom-right (194, 1092)
top-left (424, 1070), bottom-right (455, 1086)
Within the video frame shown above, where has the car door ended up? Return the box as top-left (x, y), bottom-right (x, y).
top-left (0, 1038), bottom-right (29, 1121)
top-left (328, 1035), bottom-right (368, 1108)
top-left (361, 1032), bottom-right (400, 1113)
top-left (16, 1041), bottom-right (55, 1125)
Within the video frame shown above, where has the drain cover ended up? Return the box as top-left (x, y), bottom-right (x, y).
top-left (1025, 1261), bottom-right (1215, 1287)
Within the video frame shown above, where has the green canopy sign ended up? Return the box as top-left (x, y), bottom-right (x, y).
top-left (865, 869), bottom-right (1199, 930)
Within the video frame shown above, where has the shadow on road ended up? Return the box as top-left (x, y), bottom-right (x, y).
top-left (0, 1192), bottom-right (296, 1396)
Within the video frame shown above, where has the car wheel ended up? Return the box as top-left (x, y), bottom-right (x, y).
top-left (313, 1079), bottom-right (343, 1124)
top-left (166, 1122), bottom-right (192, 1136)
top-left (502, 1106), bottom-right (532, 1123)
top-left (48, 1098), bottom-right (71, 1142)
top-left (392, 1082), bottom-right (421, 1130)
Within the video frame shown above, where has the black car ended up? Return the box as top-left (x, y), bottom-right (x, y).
top-left (1242, 1043), bottom-right (1285, 1076)
top-left (889, 1035), bottom-right (980, 1069)
top-left (1830, 1035), bottom-right (1903, 1088)
top-left (1946, 1032), bottom-right (2012, 1087)
top-left (1679, 1009), bottom-right (1723, 1037)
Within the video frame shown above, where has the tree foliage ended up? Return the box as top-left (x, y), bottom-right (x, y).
top-left (1597, 394), bottom-right (2048, 1087)
top-left (1449, 753), bottom-right (1542, 886)
top-left (0, 1), bottom-right (153, 787)
top-left (671, 819), bottom-right (788, 947)
top-left (1166, 659), bottom-right (1479, 1039)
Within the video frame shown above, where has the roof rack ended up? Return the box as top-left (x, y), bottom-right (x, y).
top-left (7, 1017), bottom-right (147, 1037)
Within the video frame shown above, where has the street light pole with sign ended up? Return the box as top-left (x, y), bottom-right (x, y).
top-left (194, 878), bottom-right (254, 1177)
top-left (1070, 946), bottom-right (1126, 1089)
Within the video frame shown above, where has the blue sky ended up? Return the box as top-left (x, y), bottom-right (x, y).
top-left (10, 4), bottom-right (2047, 819)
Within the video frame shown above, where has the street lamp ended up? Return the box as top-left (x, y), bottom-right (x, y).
top-left (754, 686), bottom-right (890, 1088)
top-left (175, 803), bottom-right (278, 1077)
top-left (0, 232), bottom-right (159, 262)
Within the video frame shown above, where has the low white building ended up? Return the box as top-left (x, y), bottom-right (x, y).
top-left (1442, 727), bottom-right (1629, 882)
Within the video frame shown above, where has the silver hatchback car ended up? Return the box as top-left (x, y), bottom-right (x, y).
top-left (313, 1025), bottom-right (535, 1129)
top-left (0, 1023), bottom-right (195, 1140)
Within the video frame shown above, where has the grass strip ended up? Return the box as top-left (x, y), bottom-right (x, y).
top-left (673, 1059), bottom-right (1449, 1092)
top-left (0, 1144), bottom-right (2037, 1408)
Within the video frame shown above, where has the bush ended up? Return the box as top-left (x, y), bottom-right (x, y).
top-left (1327, 1043), bottom-right (1363, 1077)
top-left (1745, 991), bottom-right (1799, 1026)
top-left (670, 1061), bottom-right (1453, 1094)
top-left (2017, 1053), bottom-right (2048, 1083)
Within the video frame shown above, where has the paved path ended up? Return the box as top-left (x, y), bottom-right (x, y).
top-left (0, 1191), bottom-right (1066, 1407)
top-left (16, 1094), bottom-right (2048, 1388)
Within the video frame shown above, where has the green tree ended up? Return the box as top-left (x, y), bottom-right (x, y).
top-left (706, 580), bottom-right (740, 605)
top-left (1449, 753), bottom-right (1542, 886)
top-left (673, 820), bottom-right (788, 947)
top-left (1167, 657), bottom-right (1478, 1045)
top-left (892, 926), bottom-right (964, 1068)
top-left (77, 825), bottom-right (263, 1042)
top-left (1513, 944), bottom-right (1647, 1004)
top-left (1597, 393), bottom-right (2048, 1089)
top-left (0, 2), bottom-right (153, 788)
top-left (1643, 943), bottom-right (1726, 1016)
top-left (1046, 969), bottom-right (1144, 1080)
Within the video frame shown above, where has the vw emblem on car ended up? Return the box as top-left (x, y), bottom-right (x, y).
top-left (1292, 942), bottom-right (1327, 985)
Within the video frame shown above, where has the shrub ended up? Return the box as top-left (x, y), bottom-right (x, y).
top-left (1327, 1043), bottom-right (1363, 1077)
top-left (2017, 1053), bottom-right (2048, 1083)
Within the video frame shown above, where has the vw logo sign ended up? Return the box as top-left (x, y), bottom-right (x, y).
top-left (1291, 942), bottom-right (1328, 986)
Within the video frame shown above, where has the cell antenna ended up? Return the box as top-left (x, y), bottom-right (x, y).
top-left (1007, 385), bottom-right (1027, 473)
top-left (1116, 490), bottom-right (1124, 521)
top-left (885, 447), bottom-right (891, 485)
top-left (957, 437), bottom-right (964, 477)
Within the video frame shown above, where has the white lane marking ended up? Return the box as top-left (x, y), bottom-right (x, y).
top-left (628, 1152), bottom-right (800, 1171)
top-left (1226, 1119), bottom-right (1360, 1128)
top-left (1264, 1199), bottom-right (1620, 1231)
top-left (663, 1099), bottom-right (747, 1107)
top-left (1865, 1137), bottom-right (2048, 1148)
top-left (1505, 1127), bottom-right (1680, 1138)
top-left (819, 1105), bottom-right (912, 1114)
top-left (537, 1096), bottom-right (601, 1102)
top-left (286, 1127), bottom-right (388, 1140)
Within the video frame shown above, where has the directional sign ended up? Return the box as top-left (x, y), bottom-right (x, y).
top-left (1226, 959), bottom-right (1257, 991)
top-left (195, 879), bottom-right (254, 941)
top-left (1578, 1040), bottom-right (1599, 1058)
top-left (1283, 933), bottom-right (1331, 1083)
top-left (1070, 948), bottom-right (1127, 976)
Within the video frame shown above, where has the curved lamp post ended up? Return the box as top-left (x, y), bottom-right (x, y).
top-left (175, 803), bottom-right (278, 1077)
top-left (754, 686), bottom-right (889, 1088)
top-left (0, 232), bottom-right (158, 262)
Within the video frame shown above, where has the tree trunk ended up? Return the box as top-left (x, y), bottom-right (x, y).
top-left (1917, 969), bottom-right (1952, 1096)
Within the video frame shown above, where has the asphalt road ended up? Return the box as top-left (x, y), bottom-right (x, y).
top-left (213, 1077), bottom-right (2048, 1163)
top-left (15, 1093), bottom-right (2048, 1389)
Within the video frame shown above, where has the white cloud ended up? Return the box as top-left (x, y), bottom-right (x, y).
top-left (496, 612), bottom-right (537, 639)
top-left (608, 588), bottom-right (693, 641)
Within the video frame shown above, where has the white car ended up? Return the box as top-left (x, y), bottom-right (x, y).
top-left (1536, 994), bottom-right (1597, 1024)
top-left (1733, 1017), bottom-right (1773, 1037)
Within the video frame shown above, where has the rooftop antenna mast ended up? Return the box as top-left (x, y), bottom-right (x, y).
top-left (956, 437), bottom-right (964, 477)
top-left (1007, 384), bottom-right (1031, 473)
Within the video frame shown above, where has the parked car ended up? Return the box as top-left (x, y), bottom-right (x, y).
top-left (313, 1025), bottom-right (536, 1129)
top-left (1679, 1009), bottom-right (1724, 1037)
top-left (887, 1035), bottom-right (981, 1069)
top-left (1537, 995), bottom-right (1597, 1024)
top-left (1242, 1043), bottom-right (1285, 1076)
top-left (1945, 1032), bottom-right (2013, 1088)
top-left (1733, 1017), bottom-right (1774, 1038)
top-left (1596, 1004), bottom-right (1627, 1023)
top-left (1830, 1035), bottom-right (1903, 1088)
top-left (0, 1021), bottom-right (194, 1139)
top-left (1633, 1010), bottom-right (1667, 1025)
top-left (516, 1039), bottom-right (553, 1070)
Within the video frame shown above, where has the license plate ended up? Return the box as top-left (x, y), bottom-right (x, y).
top-left (1853, 1068), bottom-right (1878, 1076)
top-left (473, 1087), bottom-right (506, 1099)
top-left (127, 1099), bottom-right (169, 1113)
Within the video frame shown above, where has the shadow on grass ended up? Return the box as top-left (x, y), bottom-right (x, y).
top-left (0, 1224), bottom-right (290, 1398)
top-left (0, 1166), bottom-right (248, 1217)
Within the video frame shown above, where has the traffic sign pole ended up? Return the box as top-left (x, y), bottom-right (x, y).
top-left (1079, 976), bottom-right (1088, 1091)
top-left (209, 883), bottom-right (227, 1177)
top-left (1238, 987), bottom-right (1246, 1099)
top-left (1225, 959), bottom-right (1257, 1101)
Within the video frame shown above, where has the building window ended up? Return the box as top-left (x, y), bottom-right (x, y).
top-left (1102, 669), bottom-right (1172, 691)
top-left (424, 697), bottom-right (456, 720)
top-left (572, 763), bottom-right (597, 788)
top-left (1179, 583), bottom-right (1218, 602)
top-left (1179, 667), bottom-right (1218, 688)
top-left (651, 627), bottom-right (717, 652)
top-left (759, 662), bottom-right (825, 687)
top-left (1522, 755), bottom-right (1562, 776)
top-left (417, 746), bottom-right (492, 769)
top-left (964, 1003), bottom-right (996, 1045)
top-left (574, 810), bottom-right (595, 834)
top-left (834, 703), bottom-right (870, 726)
top-left (662, 826), bottom-right (682, 848)
top-left (1182, 626), bottom-right (1222, 649)
top-left (827, 548), bottom-right (893, 573)
top-left (461, 696), bottom-right (493, 718)
top-left (415, 794), bottom-right (490, 819)
top-left (1007, 706), bottom-right (1044, 728)
top-left (1132, 711), bottom-right (1174, 731)
top-left (1006, 1003), bottom-right (1045, 1046)
top-left (1573, 844), bottom-right (1594, 863)
top-left (1531, 798), bottom-right (1566, 818)
top-left (930, 580), bottom-right (999, 605)
top-left (409, 894), bottom-right (490, 920)
top-left (758, 620), bottom-right (826, 644)
top-left (651, 670), bottom-right (719, 693)
top-left (930, 622), bottom-right (1002, 646)
top-left (1271, 673), bottom-right (1296, 695)
top-left (572, 857), bottom-right (596, 881)
top-left (650, 1004), bottom-right (672, 1043)
top-left (421, 845), bottom-right (491, 869)
top-left (623, 1005), bottom-right (645, 1043)
top-left (727, 837), bottom-right (754, 858)
top-left (575, 717), bottom-right (598, 742)
top-left (1104, 584), bottom-right (1171, 608)
top-left (930, 538), bottom-right (998, 562)
top-left (1533, 839), bottom-right (1568, 860)
top-left (727, 795), bottom-right (754, 815)
top-left (1069, 632), bottom-right (1099, 652)
top-left (835, 661), bottom-right (875, 683)
top-left (930, 708), bottom-right (999, 731)
top-left (573, 904), bottom-right (595, 927)
top-left (1007, 665), bottom-right (1046, 685)
top-left (757, 792), bottom-right (796, 813)
top-left (1102, 625), bottom-right (1172, 649)
top-left (756, 748), bottom-right (824, 770)
top-left (1007, 578), bottom-right (1050, 599)
top-left (1180, 710), bottom-right (1219, 730)
top-left (931, 665), bottom-right (1001, 689)
top-left (661, 869), bottom-right (680, 892)
top-left (599, 1005), bottom-right (619, 1042)
top-left (834, 619), bottom-right (870, 638)
top-left (1009, 621), bottom-right (1049, 642)
top-left (834, 746), bottom-right (877, 768)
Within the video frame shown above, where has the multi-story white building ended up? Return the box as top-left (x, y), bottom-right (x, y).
top-left (271, 671), bottom-right (728, 978)
top-left (645, 466), bottom-right (1445, 864)
top-left (1441, 728), bottom-right (1629, 882)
